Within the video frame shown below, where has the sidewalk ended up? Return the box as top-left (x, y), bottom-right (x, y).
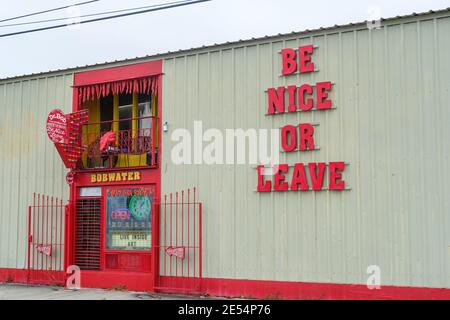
top-left (0, 284), bottom-right (207, 300)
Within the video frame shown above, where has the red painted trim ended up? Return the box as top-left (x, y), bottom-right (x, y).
top-left (156, 276), bottom-right (450, 300)
top-left (0, 269), bottom-right (64, 285)
top-left (73, 87), bottom-right (80, 112)
top-left (2, 268), bottom-right (450, 299)
top-left (79, 270), bottom-right (154, 292)
top-left (73, 60), bottom-right (163, 87)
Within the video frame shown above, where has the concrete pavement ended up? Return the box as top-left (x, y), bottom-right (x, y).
top-left (0, 284), bottom-right (207, 300)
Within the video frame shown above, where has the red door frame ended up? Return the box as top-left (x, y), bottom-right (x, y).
top-left (67, 60), bottom-right (163, 292)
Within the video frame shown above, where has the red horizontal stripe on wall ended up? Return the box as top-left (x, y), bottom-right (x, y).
top-left (0, 268), bottom-right (64, 285)
top-left (157, 276), bottom-right (450, 300)
top-left (2, 268), bottom-right (450, 300)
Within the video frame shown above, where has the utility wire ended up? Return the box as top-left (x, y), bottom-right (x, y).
top-left (0, 0), bottom-right (190, 28)
top-left (0, 0), bottom-right (100, 23)
top-left (0, 0), bottom-right (211, 38)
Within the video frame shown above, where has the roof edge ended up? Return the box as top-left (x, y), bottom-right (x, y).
top-left (1, 7), bottom-right (449, 82)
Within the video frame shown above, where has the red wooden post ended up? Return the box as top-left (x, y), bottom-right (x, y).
top-left (187, 188), bottom-right (191, 277)
top-left (199, 202), bottom-right (203, 280)
top-left (59, 199), bottom-right (63, 271)
top-left (64, 203), bottom-right (69, 281)
top-left (151, 116), bottom-right (156, 166)
top-left (164, 194), bottom-right (167, 276)
top-left (175, 191), bottom-right (178, 277)
top-left (50, 196), bottom-right (54, 270)
top-left (181, 190), bottom-right (184, 278)
top-left (170, 192), bottom-right (173, 276)
top-left (152, 200), bottom-right (160, 291)
top-left (37, 194), bottom-right (41, 270)
top-left (193, 187), bottom-right (196, 278)
top-left (31, 193), bottom-right (36, 273)
top-left (27, 205), bottom-right (32, 282)
top-left (45, 195), bottom-right (49, 270)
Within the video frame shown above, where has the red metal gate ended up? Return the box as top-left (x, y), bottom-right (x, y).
top-left (155, 188), bottom-right (203, 294)
top-left (27, 193), bottom-right (66, 285)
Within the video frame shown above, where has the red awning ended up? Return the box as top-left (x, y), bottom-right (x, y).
top-left (76, 76), bottom-right (158, 105)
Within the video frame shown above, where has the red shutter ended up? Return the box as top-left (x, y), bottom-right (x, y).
top-left (75, 199), bottom-right (101, 270)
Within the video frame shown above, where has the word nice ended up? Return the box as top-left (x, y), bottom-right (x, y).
top-left (257, 162), bottom-right (346, 192)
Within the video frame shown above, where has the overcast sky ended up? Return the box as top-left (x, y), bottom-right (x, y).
top-left (0, 0), bottom-right (448, 78)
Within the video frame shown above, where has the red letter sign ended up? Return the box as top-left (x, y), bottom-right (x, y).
top-left (281, 125), bottom-right (297, 152)
top-left (329, 162), bottom-right (346, 190)
top-left (281, 48), bottom-right (297, 75)
top-left (267, 87), bottom-right (285, 115)
top-left (308, 163), bottom-right (326, 191)
top-left (299, 124), bottom-right (315, 151)
top-left (299, 45), bottom-right (315, 73)
top-left (257, 166), bottom-right (272, 192)
top-left (291, 163), bottom-right (309, 191)
top-left (316, 81), bottom-right (332, 110)
top-left (299, 84), bottom-right (313, 111)
top-left (274, 164), bottom-right (289, 191)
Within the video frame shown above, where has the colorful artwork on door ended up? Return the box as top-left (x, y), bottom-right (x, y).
top-left (105, 187), bottom-right (154, 251)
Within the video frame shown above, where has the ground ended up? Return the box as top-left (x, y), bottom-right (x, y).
top-left (0, 284), bottom-right (210, 300)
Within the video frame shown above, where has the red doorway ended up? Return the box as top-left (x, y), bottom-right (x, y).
top-left (66, 60), bottom-right (163, 291)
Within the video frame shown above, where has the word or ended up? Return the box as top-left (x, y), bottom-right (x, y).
top-left (281, 123), bottom-right (315, 152)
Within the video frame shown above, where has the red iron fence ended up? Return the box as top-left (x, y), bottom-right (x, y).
top-left (27, 193), bottom-right (66, 285)
top-left (155, 188), bottom-right (203, 293)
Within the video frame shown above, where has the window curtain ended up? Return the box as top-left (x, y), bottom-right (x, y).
top-left (76, 76), bottom-right (158, 106)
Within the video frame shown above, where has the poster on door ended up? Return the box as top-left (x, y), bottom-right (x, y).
top-left (106, 187), bottom-right (154, 251)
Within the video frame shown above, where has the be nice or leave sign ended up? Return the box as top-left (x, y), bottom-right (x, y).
top-left (257, 45), bottom-right (347, 193)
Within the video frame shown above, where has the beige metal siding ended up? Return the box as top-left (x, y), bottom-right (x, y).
top-left (0, 73), bottom-right (72, 269)
top-left (161, 14), bottom-right (450, 288)
top-left (0, 10), bottom-right (448, 290)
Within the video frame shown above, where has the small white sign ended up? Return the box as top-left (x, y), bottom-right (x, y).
top-left (80, 187), bottom-right (102, 197)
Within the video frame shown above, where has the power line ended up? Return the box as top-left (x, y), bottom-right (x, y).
top-left (0, 0), bottom-right (190, 28)
top-left (0, 0), bottom-right (212, 38)
top-left (0, 0), bottom-right (100, 23)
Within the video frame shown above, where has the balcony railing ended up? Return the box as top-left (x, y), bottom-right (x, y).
top-left (79, 116), bottom-right (158, 170)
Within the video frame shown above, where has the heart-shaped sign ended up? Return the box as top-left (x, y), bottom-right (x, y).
top-left (46, 109), bottom-right (67, 144)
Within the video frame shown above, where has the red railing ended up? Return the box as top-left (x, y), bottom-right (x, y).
top-left (27, 193), bottom-right (66, 285)
top-left (80, 116), bottom-right (158, 169)
top-left (155, 188), bottom-right (203, 293)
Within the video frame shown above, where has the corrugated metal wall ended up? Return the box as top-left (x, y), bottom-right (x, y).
top-left (0, 11), bottom-right (448, 289)
top-left (161, 13), bottom-right (450, 288)
top-left (0, 73), bottom-right (73, 269)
